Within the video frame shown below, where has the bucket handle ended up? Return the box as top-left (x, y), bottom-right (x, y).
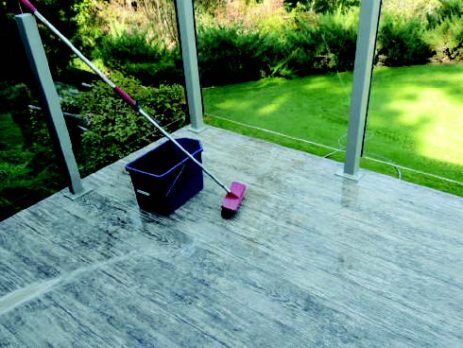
top-left (165, 163), bottom-right (187, 197)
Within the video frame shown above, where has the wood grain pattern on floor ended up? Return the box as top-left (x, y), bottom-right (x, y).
top-left (0, 126), bottom-right (462, 347)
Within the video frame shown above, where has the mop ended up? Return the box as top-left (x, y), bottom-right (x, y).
top-left (19, 0), bottom-right (247, 218)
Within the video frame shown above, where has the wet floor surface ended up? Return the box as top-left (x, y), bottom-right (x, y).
top-left (0, 126), bottom-right (462, 347)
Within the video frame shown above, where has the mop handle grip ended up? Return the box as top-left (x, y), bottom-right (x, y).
top-left (20, 0), bottom-right (37, 12)
top-left (114, 87), bottom-right (138, 109)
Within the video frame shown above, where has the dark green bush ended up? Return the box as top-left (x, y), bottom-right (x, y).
top-left (241, 29), bottom-right (318, 79)
top-left (197, 26), bottom-right (265, 86)
top-left (316, 11), bottom-right (358, 71)
top-left (100, 33), bottom-right (165, 64)
top-left (73, 0), bottom-right (106, 49)
top-left (378, 15), bottom-right (433, 66)
top-left (121, 57), bottom-right (183, 86)
top-left (0, 83), bottom-right (31, 114)
top-left (0, 84), bottom-right (57, 173)
top-left (9, 76), bottom-right (187, 176)
top-left (428, 15), bottom-right (463, 61)
top-left (281, 24), bottom-right (321, 76)
top-left (428, 0), bottom-right (463, 27)
top-left (259, 31), bottom-right (296, 77)
top-left (0, 77), bottom-right (186, 219)
top-left (259, 10), bottom-right (357, 77)
top-left (64, 74), bottom-right (187, 173)
top-left (98, 33), bottom-right (183, 86)
top-left (0, 83), bottom-right (65, 221)
top-left (9, 84), bottom-right (73, 179)
top-left (96, 15), bottom-right (357, 85)
top-left (91, 7), bottom-right (458, 86)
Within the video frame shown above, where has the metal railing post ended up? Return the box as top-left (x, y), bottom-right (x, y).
top-left (175, 0), bottom-right (205, 132)
top-left (16, 13), bottom-right (84, 195)
top-left (343, 0), bottom-right (382, 179)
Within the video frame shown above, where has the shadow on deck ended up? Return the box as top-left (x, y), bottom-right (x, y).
top-left (0, 126), bottom-right (462, 347)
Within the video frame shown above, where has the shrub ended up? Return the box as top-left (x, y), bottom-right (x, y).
top-left (100, 33), bottom-right (166, 65)
top-left (64, 74), bottom-right (187, 173)
top-left (73, 0), bottom-right (106, 49)
top-left (0, 83), bottom-right (31, 114)
top-left (378, 14), bottom-right (433, 66)
top-left (260, 9), bottom-right (357, 77)
top-left (316, 9), bottom-right (358, 71)
top-left (10, 84), bottom-right (74, 178)
top-left (259, 31), bottom-right (296, 77)
top-left (121, 57), bottom-right (183, 86)
top-left (11, 76), bottom-right (187, 175)
top-left (279, 20), bottom-right (321, 76)
top-left (0, 77), bottom-right (186, 218)
top-left (197, 25), bottom-right (266, 86)
top-left (0, 84), bottom-right (55, 169)
top-left (427, 14), bottom-right (463, 61)
top-left (434, 0), bottom-right (463, 24)
top-left (98, 33), bottom-right (183, 86)
top-left (0, 83), bottom-right (65, 221)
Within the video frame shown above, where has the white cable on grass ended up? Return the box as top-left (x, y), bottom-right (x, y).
top-left (207, 114), bottom-right (340, 152)
top-left (207, 113), bottom-right (463, 187)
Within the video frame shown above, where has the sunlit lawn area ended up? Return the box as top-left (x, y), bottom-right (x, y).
top-left (204, 64), bottom-right (463, 197)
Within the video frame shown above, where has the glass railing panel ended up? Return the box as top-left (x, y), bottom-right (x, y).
top-left (198, 1), bottom-right (361, 162)
top-left (364, 1), bottom-right (463, 197)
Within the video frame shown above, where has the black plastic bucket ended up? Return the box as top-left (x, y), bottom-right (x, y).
top-left (125, 138), bottom-right (204, 215)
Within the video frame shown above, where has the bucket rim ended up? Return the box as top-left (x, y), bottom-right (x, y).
top-left (125, 138), bottom-right (203, 178)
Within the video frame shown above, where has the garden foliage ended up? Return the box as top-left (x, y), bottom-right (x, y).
top-left (426, 0), bottom-right (463, 61)
top-left (90, 0), bottom-right (463, 86)
top-left (378, 15), bottom-right (433, 66)
top-left (97, 32), bottom-right (183, 85)
top-left (72, 77), bottom-right (187, 173)
top-left (1, 76), bottom-right (186, 200)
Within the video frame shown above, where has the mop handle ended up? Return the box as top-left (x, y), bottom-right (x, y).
top-left (19, 0), bottom-right (231, 195)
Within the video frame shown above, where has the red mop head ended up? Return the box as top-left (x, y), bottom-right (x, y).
top-left (221, 182), bottom-right (247, 219)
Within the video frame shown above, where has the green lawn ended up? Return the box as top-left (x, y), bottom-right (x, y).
top-left (204, 64), bottom-right (463, 197)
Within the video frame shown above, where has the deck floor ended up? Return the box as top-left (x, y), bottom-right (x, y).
top-left (0, 126), bottom-right (462, 347)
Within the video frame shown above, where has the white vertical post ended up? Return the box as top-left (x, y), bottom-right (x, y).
top-left (16, 14), bottom-right (84, 195)
top-left (175, 0), bottom-right (205, 132)
top-left (343, 0), bottom-right (382, 179)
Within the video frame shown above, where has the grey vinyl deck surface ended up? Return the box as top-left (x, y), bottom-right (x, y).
top-left (0, 126), bottom-right (462, 347)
